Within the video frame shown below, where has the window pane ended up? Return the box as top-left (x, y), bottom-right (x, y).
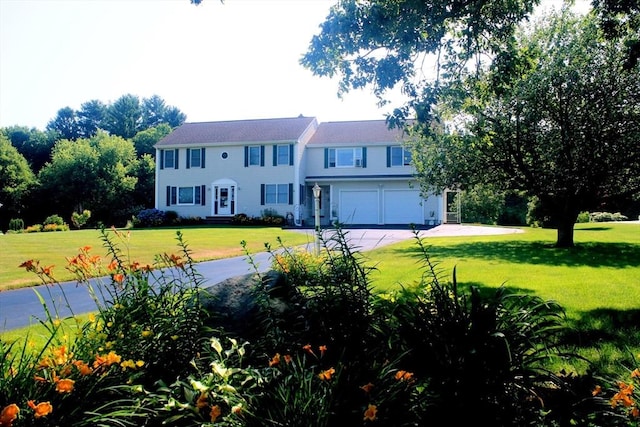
top-left (178, 187), bottom-right (194, 204)
top-left (277, 184), bottom-right (288, 204)
top-left (249, 146), bottom-right (260, 166)
top-left (403, 149), bottom-right (412, 165)
top-left (391, 147), bottom-right (403, 166)
top-left (265, 184), bottom-right (277, 204)
top-left (277, 145), bottom-right (289, 165)
top-left (190, 149), bottom-right (201, 167)
top-left (328, 149), bottom-right (336, 167)
top-left (336, 148), bottom-right (354, 166)
top-left (164, 150), bottom-right (175, 168)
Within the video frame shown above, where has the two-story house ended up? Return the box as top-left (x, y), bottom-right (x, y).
top-left (154, 116), bottom-right (449, 227)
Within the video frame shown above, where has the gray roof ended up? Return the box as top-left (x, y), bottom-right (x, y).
top-left (155, 116), bottom-right (317, 147)
top-left (307, 120), bottom-right (407, 145)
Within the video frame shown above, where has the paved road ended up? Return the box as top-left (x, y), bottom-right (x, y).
top-left (0, 225), bottom-right (522, 332)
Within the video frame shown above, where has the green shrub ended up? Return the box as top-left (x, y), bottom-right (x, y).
top-left (24, 224), bottom-right (42, 233)
top-left (590, 212), bottom-right (629, 222)
top-left (8, 218), bottom-right (24, 232)
top-left (71, 209), bottom-right (91, 229)
top-left (42, 223), bottom-right (69, 232)
top-left (44, 214), bottom-right (66, 226)
top-left (577, 211), bottom-right (591, 223)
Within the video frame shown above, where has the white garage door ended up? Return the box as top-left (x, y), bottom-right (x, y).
top-left (384, 190), bottom-right (423, 224)
top-left (339, 190), bottom-right (378, 224)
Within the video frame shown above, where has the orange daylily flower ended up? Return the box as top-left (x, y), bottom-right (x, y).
top-left (0, 404), bottom-right (19, 427)
top-left (231, 404), bottom-right (242, 415)
top-left (19, 259), bottom-right (35, 270)
top-left (631, 406), bottom-right (640, 418)
top-left (210, 405), bottom-right (222, 422)
top-left (319, 345), bottom-right (327, 357)
top-left (611, 382), bottom-right (635, 408)
top-left (55, 378), bottom-right (75, 393)
top-left (196, 393), bottom-right (209, 409)
top-left (73, 360), bottom-right (93, 376)
top-left (269, 353), bottom-right (281, 367)
top-left (395, 370), bottom-right (414, 381)
top-left (283, 354), bottom-right (292, 364)
top-left (318, 367), bottom-right (336, 381)
top-left (631, 368), bottom-right (640, 379)
top-left (27, 400), bottom-right (53, 418)
top-left (302, 344), bottom-right (315, 356)
top-left (94, 351), bottom-right (122, 370)
top-left (592, 385), bottom-right (602, 396)
top-left (113, 273), bottom-right (125, 284)
top-left (360, 382), bottom-right (374, 394)
top-left (363, 404), bottom-right (378, 421)
top-left (42, 265), bottom-right (55, 276)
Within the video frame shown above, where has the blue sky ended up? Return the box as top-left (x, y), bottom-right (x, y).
top-left (0, 0), bottom-right (589, 130)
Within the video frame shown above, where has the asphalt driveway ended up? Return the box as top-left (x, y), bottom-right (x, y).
top-left (0, 224), bottom-right (522, 332)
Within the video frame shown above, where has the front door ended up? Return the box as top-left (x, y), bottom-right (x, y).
top-left (213, 184), bottom-right (235, 216)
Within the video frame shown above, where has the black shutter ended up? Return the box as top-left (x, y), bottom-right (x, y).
top-left (260, 184), bottom-right (265, 205)
top-left (201, 185), bottom-right (206, 205)
top-left (186, 148), bottom-right (191, 169)
top-left (260, 145), bottom-right (265, 166)
top-left (244, 146), bottom-right (249, 167)
top-left (201, 148), bottom-right (206, 168)
top-left (324, 148), bottom-right (328, 168)
top-left (362, 147), bottom-right (367, 168)
top-left (160, 150), bottom-right (165, 169)
top-left (288, 183), bottom-right (293, 205)
top-left (273, 145), bottom-right (277, 166)
top-left (166, 185), bottom-right (171, 206)
top-left (289, 144), bottom-right (294, 165)
top-left (174, 149), bottom-right (179, 169)
top-left (386, 146), bottom-right (391, 167)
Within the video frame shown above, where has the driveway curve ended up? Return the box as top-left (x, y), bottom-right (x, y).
top-left (0, 224), bottom-right (522, 332)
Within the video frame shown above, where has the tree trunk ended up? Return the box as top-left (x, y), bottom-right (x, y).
top-left (555, 208), bottom-right (579, 248)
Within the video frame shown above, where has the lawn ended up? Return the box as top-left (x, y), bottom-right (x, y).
top-left (0, 226), bottom-right (313, 291)
top-left (367, 222), bottom-right (640, 319)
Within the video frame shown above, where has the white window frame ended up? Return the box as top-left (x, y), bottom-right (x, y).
top-left (265, 184), bottom-right (289, 204)
top-left (177, 186), bottom-right (201, 205)
top-left (248, 146), bottom-right (261, 166)
top-left (390, 146), bottom-right (412, 166)
top-left (276, 144), bottom-right (290, 165)
top-left (164, 150), bottom-right (176, 168)
top-left (328, 147), bottom-right (363, 168)
top-left (189, 148), bottom-right (202, 168)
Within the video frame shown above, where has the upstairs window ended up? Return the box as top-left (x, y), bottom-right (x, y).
top-left (388, 146), bottom-right (412, 167)
top-left (245, 145), bottom-right (265, 167)
top-left (274, 144), bottom-right (293, 166)
top-left (160, 149), bottom-right (179, 169)
top-left (187, 148), bottom-right (206, 168)
top-left (325, 147), bottom-right (366, 168)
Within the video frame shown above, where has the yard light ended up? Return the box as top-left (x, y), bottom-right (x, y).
top-left (313, 183), bottom-right (321, 255)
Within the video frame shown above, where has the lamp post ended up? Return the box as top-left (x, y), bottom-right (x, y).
top-left (312, 183), bottom-right (321, 255)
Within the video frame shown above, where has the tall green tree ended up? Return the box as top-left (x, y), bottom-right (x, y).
top-left (77, 99), bottom-right (107, 138)
top-left (38, 132), bottom-right (139, 225)
top-left (105, 94), bottom-right (143, 139)
top-left (132, 123), bottom-right (172, 156)
top-left (0, 133), bottom-right (37, 227)
top-left (301, 0), bottom-right (541, 124)
top-left (46, 106), bottom-right (82, 140)
top-left (4, 126), bottom-right (57, 172)
top-left (411, 11), bottom-right (640, 247)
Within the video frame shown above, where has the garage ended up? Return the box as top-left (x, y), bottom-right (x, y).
top-left (383, 190), bottom-right (424, 224)
top-left (339, 190), bottom-right (379, 224)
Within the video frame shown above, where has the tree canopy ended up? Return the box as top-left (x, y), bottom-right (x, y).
top-left (0, 132), bottom-right (37, 223)
top-left (410, 11), bottom-right (640, 246)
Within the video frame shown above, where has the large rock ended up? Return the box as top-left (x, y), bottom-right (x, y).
top-left (200, 270), bottom-right (292, 339)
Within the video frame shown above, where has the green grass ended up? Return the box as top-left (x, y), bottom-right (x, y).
top-left (367, 222), bottom-right (640, 318)
top-left (0, 226), bottom-right (313, 291)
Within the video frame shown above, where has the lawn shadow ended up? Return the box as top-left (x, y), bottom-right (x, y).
top-left (393, 239), bottom-right (640, 268)
top-left (562, 308), bottom-right (640, 351)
